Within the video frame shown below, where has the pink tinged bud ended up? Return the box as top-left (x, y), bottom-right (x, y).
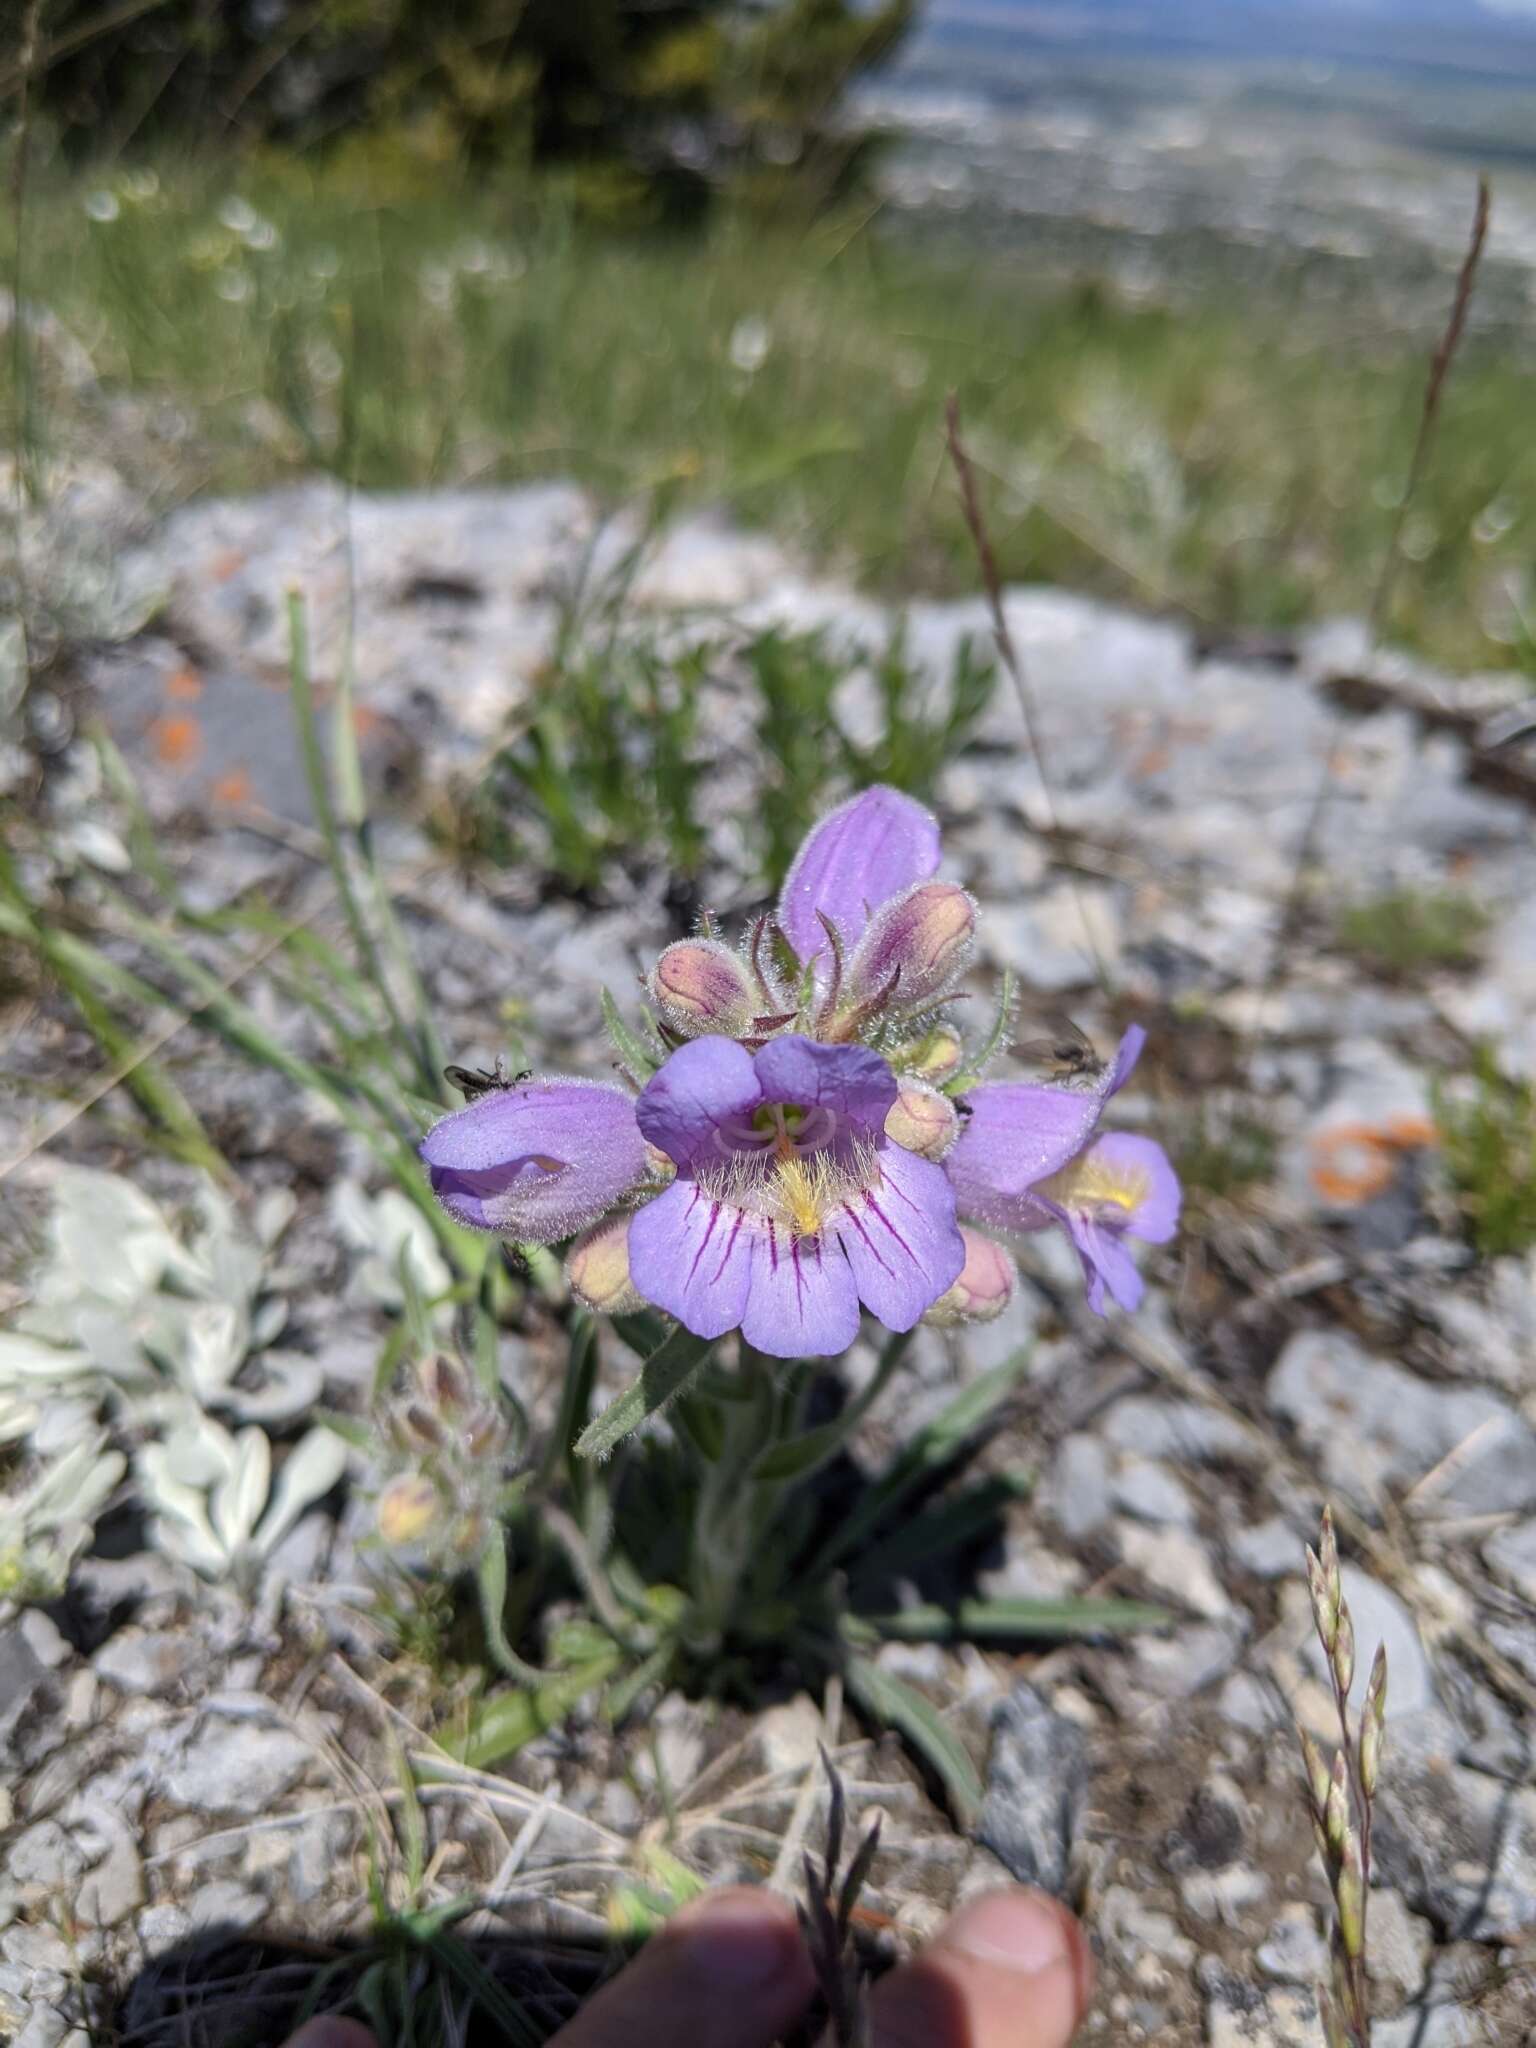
top-left (848, 881), bottom-right (976, 1009)
top-left (923, 1227), bottom-right (1016, 1328)
top-left (885, 1079), bottom-right (960, 1160)
top-left (566, 1213), bottom-right (645, 1315)
top-left (651, 941), bottom-right (755, 1033)
top-left (377, 1474), bottom-right (439, 1547)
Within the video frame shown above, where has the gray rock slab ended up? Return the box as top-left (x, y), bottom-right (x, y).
top-left (1268, 1329), bottom-right (1536, 1515)
top-left (93, 1630), bottom-right (202, 1697)
top-left (1372, 1708), bottom-right (1536, 1939)
top-left (160, 1720), bottom-right (312, 1817)
top-left (977, 1684), bottom-right (1087, 1900)
top-left (1042, 1433), bottom-right (1112, 1541)
top-left (1483, 1518), bottom-right (1536, 1606)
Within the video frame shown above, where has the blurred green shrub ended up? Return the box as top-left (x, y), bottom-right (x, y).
top-left (18, 0), bottom-right (912, 219)
top-left (1433, 1047), bottom-right (1536, 1259)
top-left (452, 621), bottom-right (995, 899)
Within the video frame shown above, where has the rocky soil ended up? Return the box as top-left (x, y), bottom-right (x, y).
top-left (2, 472), bottom-right (1535, 2046)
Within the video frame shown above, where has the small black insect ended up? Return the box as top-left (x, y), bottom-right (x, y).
top-left (443, 1056), bottom-right (532, 1100)
top-left (1015, 1015), bottom-right (1104, 1081)
top-left (955, 1099), bottom-right (974, 1120)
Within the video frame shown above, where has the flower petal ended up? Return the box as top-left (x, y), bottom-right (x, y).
top-left (752, 1034), bottom-right (897, 1136)
top-left (832, 1144), bottom-right (964, 1332)
top-left (1084, 1132), bottom-right (1182, 1242)
top-left (1067, 1213), bottom-right (1145, 1316)
top-left (635, 1036), bottom-right (761, 1171)
top-left (1105, 1024), bottom-right (1147, 1098)
top-left (627, 1181), bottom-right (755, 1339)
top-left (741, 1222), bottom-right (861, 1358)
top-left (777, 786), bottom-right (941, 974)
top-left (420, 1079), bottom-right (645, 1241)
top-left (944, 1081), bottom-right (1108, 1226)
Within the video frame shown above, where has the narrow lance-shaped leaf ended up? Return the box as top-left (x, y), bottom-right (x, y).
top-left (842, 1652), bottom-right (983, 1830)
top-left (809, 1348), bottom-right (1031, 1574)
top-left (575, 1325), bottom-right (715, 1462)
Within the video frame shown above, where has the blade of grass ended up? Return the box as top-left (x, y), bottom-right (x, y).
top-left (0, 866), bottom-right (225, 1177)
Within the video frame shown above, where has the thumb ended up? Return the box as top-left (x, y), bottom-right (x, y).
top-left (867, 1888), bottom-right (1092, 2048)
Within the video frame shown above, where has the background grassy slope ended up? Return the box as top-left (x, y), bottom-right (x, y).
top-left (7, 153), bottom-right (1535, 669)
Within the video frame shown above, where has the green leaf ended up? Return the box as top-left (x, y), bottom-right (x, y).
top-left (475, 1536), bottom-right (547, 1684)
top-left (753, 1331), bottom-right (909, 1481)
top-left (842, 1652), bottom-right (983, 1828)
top-left (853, 1471), bottom-right (1031, 1580)
top-left (446, 1653), bottom-right (622, 1768)
top-left (808, 1348), bottom-right (1032, 1574)
top-left (601, 987), bottom-right (660, 1084)
top-left (863, 1596), bottom-right (1170, 1642)
top-left (537, 1310), bottom-right (600, 1491)
top-left (575, 1325), bottom-right (715, 1462)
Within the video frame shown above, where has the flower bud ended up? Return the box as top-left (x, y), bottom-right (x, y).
top-left (418, 1353), bottom-right (472, 1415)
top-left (923, 1228), bottom-right (1015, 1328)
top-left (377, 1474), bottom-right (439, 1548)
top-left (650, 940), bottom-right (756, 1035)
top-left (885, 1079), bottom-right (960, 1160)
top-left (900, 1023), bottom-right (965, 1082)
top-left (566, 1213), bottom-right (645, 1314)
top-left (848, 881), bottom-right (976, 1009)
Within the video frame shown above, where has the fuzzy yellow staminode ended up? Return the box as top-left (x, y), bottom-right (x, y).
top-left (1043, 1150), bottom-right (1147, 1217)
top-left (771, 1151), bottom-right (846, 1240)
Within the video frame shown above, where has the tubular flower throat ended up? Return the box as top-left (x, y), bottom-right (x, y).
top-left (419, 785), bottom-right (1180, 1352)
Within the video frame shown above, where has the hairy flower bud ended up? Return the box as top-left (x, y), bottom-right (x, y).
top-left (376, 1474), bottom-right (439, 1548)
top-left (885, 1079), bottom-right (960, 1160)
top-left (923, 1228), bottom-right (1015, 1328)
top-left (900, 1023), bottom-right (965, 1082)
top-left (650, 941), bottom-right (756, 1034)
top-left (419, 1353), bottom-right (472, 1415)
top-left (566, 1214), bottom-right (644, 1314)
top-left (847, 881), bottom-right (975, 1009)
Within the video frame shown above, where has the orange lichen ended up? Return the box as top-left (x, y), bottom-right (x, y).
top-left (211, 767), bottom-right (254, 806)
top-left (165, 665), bottom-right (204, 701)
top-left (1309, 1115), bottom-right (1439, 1206)
top-left (148, 715), bottom-right (203, 768)
top-left (210, 548), bottom-right (246, 584)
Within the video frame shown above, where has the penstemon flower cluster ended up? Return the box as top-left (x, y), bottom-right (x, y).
top-left (420, 788), bottom-right (1178, 1358)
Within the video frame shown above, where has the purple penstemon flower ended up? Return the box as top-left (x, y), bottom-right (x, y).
top-left (419, 784), bottom-right (1180, 1356)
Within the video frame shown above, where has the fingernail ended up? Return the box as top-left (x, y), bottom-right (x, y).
top-left (944, 1889), bottom-right (1076, 1975)
top-left (672, 1890), bottom-right (799, 1989)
